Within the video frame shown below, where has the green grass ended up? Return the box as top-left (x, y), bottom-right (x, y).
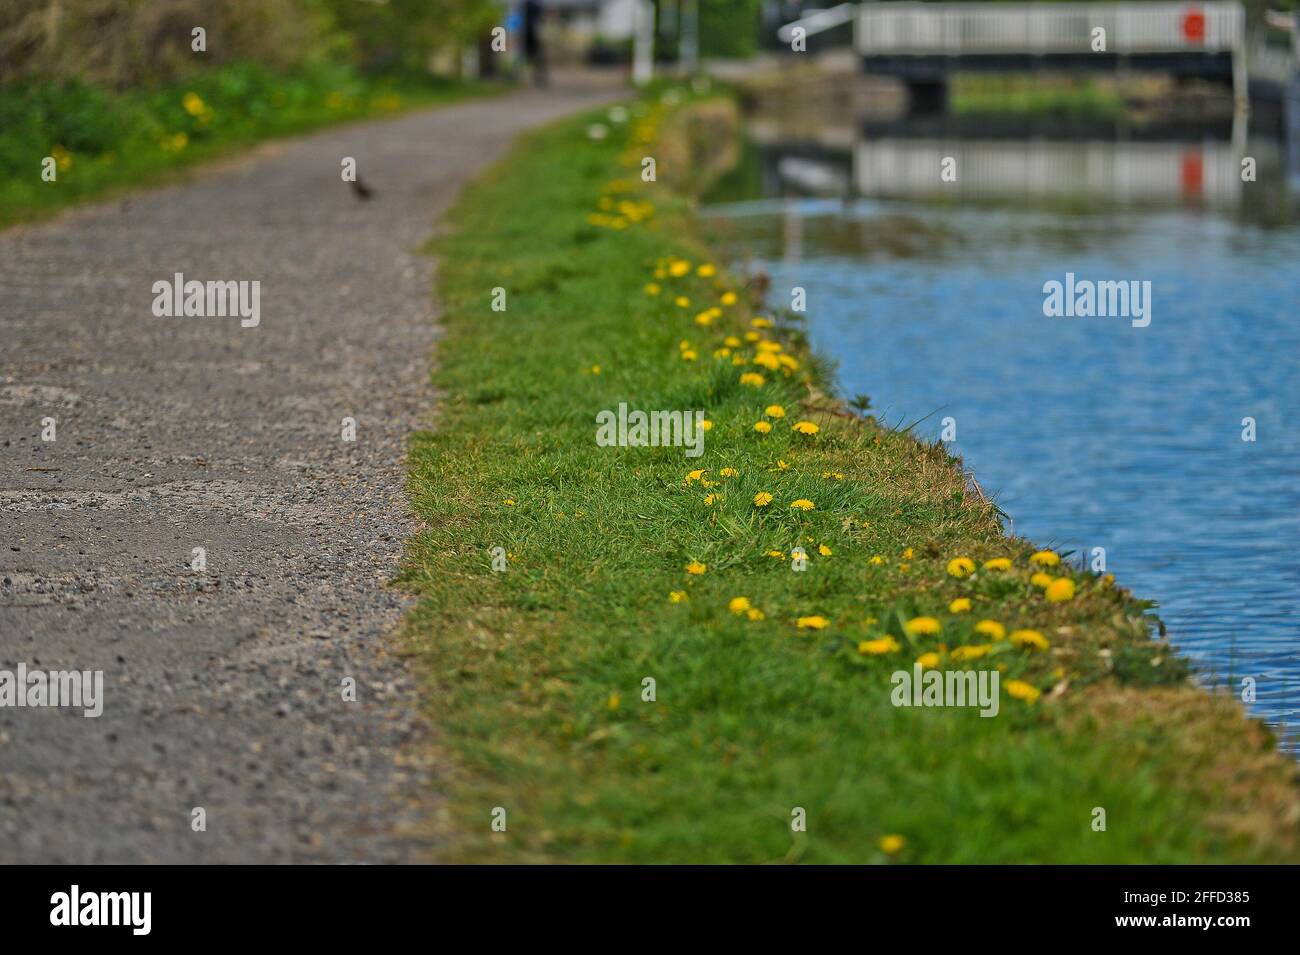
top-left (0, 61), bottom-right (492, 228)
top-left (398, 94), bottom-right (1300, 863)
top-left (952, 74), bottom-right (1127, 120)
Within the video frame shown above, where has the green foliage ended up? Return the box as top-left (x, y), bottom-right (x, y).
top-left (314, 0), bottom-right (499, 77)
top-left (698, 0), bottom-right (762, 59)
top-left (952, 74), bottom-right (1127, 120)
top-left (0, 0), bottom-right (497, 90)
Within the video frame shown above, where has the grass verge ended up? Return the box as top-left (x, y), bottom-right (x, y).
top-left (1, 61), bottom-right (492, 229)
top-left (399, 92), bottom-right (1300, 863)
top-left (951, 74), bottom-right (1127, 120)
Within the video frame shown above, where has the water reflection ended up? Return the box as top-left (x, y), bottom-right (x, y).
top-left (704, 107), bottom-right (1300, 751)
top-left (738, 112), bottom-right (1298, 217)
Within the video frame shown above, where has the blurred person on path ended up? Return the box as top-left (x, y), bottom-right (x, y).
top-left (523, 0), bottom-right (548, 87)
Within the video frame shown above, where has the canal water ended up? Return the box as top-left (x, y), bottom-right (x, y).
top-left (702, 110), bottom-right (1300, 750)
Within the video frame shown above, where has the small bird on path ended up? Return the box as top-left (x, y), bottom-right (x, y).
top-left (350, 175), bottom-right (373, 200)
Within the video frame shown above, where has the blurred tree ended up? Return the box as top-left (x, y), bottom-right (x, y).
top-left (314, 0), bottom-right (499, 78)
top-left (698, 0), bottom-right (761, 59)
top-left (0, 0), bottom-right (499, 90)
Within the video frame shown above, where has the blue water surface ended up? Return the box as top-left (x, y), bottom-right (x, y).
top-left (706, 185), bottom-right (1300, 747)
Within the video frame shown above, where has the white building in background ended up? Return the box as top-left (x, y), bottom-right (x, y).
top-left (545, 0), bottom-right (639, 41)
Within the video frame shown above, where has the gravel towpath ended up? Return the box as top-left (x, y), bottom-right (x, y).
top-left (0, 79), bottom-right (618, 863)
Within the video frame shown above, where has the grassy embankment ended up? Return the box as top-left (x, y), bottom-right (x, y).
top-left (951, 74), bottom-right (1127, 119)
top-left (0, 62), bottom-right (489, 228)
top-left (398, 92), bottom-right (1300, 863)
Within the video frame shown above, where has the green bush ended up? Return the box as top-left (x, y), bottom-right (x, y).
top-left (698, 0), bottom-right (762, 59)
top-left (0, 0), bottom-right (497, 91)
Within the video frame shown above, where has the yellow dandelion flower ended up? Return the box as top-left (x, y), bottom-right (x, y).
top-left (796, 615), bottom-right (829, 630)
top-left (751, 317), bottom-right (773, 329)
top-left (753, 352), bottom-right (781, 371)
top-left (858, 636), bottom-right (901, 655)
top-left (753, 491), bottom-right (774, 507)
top-left (674, 296), bottom-right (690, 308)
top-left (668, 590), bottom-right (688, 603)
top-left (766, 550), bottom-right (785, 559)
top-left (720, 291), bottom-right (738, 306)
top-left (949, 597), bottom-right (972, 614)
top-left (903, 547), bottom-right (914, 560)
top-left (983, 557), bottom-right (1013, 571)
top-left (668, 260), bottom-right (691, 277)
top-left (879, 834), bottom-right (905, 855)
top-left (869, 555), bottom-right (886, 566)
top-left (790, 499), bottom-right (815, 511)
top-left (694, 311), bottom-right (714, 327)
top-left (905, 616), bottom-right (941, 637)
top-left (685, 560), bottom-right (707, 575)
top-left (704, 493), bottom-right (722, 506)
top-left (1045, 578), bottom-right (1076, 602)
top-left (1030, 572), bottom-right (1054, 589)
top-left (753, 421), bottom-right (772, 434)
top-left (818, 544), bottom-right (832, 557)
top-left (697, 264), bottom-right (716, 277)
top-left (680, 349), bottom-right (698, 361)
top-left (686, 469), bottom-right (706, 482)
top-left (606, 692), bottom-right (620, 710)
top-left (916, 652), bottom-right (941, 670)
top-left (746, 607), bottom-right (765, 621)
top-left (1010, 629), bottom-right (1050, 651)
top-left (1006, 680), bottom-right (1042, 704)
top-left (739, 372), bottom-right (766, 387)
top-left (644, 282), bottom-right (661, 295)
top-left (503, 499), bottom-right (516, 506)
top-left (821, 471), bottom-right (844, 481)
top-left (774, 459), bottom-right (790, 471)
top-left (723, 336), bottom-right (741, 348)
top-left (728, 596), bottom-right (751, 615)
top-left (1030, 550), bottom-right (1061, 567)
top-left (700, 419), bottom-right (713, 431)
top-left (764, 404), bottom-right (786, 418)
top-left (946, 556), bottom-right (976, 578)
top-left (974, 620), bottom-right (1006, 641)
top-left (950, 643), bottom-right (992, 662)
top-left (717, 467), bottom-right (737, 478)
top-left (756, 340), bottom-right (782, 353)
top-left (791, 421), bottom-right (819, 435)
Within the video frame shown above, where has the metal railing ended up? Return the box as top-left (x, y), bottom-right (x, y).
top-left (856, 2), bottom-right (1245, 56)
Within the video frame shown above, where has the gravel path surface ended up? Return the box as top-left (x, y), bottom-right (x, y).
top-left (0, 80), bottom-right (618, 863)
